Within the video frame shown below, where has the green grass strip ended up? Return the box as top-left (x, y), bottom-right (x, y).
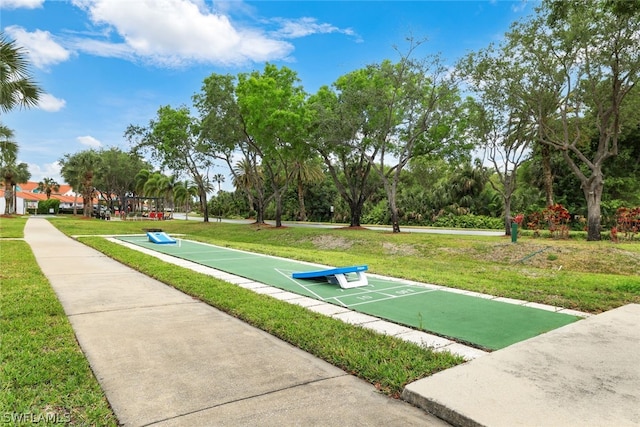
top-left (0, 240), bottom-right (118, 426)
top-left (81, 237), bottom-right (464, 397)
top-left (0, 216), bottom-right (27, 238)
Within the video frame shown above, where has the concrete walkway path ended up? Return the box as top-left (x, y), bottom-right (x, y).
top-left (24, 217), bottom-right (448, 426)
top-left (403, 303), bottom-right (640, 426)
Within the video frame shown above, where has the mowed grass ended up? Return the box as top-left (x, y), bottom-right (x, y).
top-left (0, 238), bottom-right (117, 426)
top-left (50, 217), bottom-right (640, 313)
top-left (0, 214), bottom-right (27, 238)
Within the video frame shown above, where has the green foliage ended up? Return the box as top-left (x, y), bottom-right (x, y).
top-left (362, 200), bottom-right (390, 225)
top-left (431, 213), bottom-right (503, 230)
top-left (36, 198), bottom-right (60, 214)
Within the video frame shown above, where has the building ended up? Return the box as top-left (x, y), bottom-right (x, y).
top-left (0, 182), bottom-right (82, 215)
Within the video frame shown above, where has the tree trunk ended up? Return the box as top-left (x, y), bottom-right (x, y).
top-left (297, 178), bottom-right (307, 222)
top-left (4, 191), bottom-right (11, 215)
top-left (583, 178), bottom-right (604, 241)
top-left (200, 190), bottom-right (209, 223)
top-left (504, 196), bottom-right (512, 236)
top-left (254, 196), bottom-right (265, 224)
top-left (389, 198), bottom-right (401, 233)
top-left (349, 202), bottom-right (362, 227)
top-left (541, 144), bottom-right (554, 206)
top-left (274, 191), bottom-right (283, 227)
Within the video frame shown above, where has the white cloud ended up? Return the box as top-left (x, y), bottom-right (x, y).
top-left (77, 135), bottom-right (102, 148)
top-left (70, 0), bottom-right (294, 66)
top-left (0, 0), bottom-right (44, 9)
top-left (272, 17), bottom-right (358, 40)
top-left (38, 93), bottom-right (66, 112)
top-left (4, 26), bottom-right (71, 69)
top-left (27, 161), bottom-right (62, 185)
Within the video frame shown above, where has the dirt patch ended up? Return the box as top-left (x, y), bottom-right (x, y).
top-left (382, 242), bottom-right (419, 256)
top-left (311, 235), bottom-right (353, 251)
top-left (463, 241), bottom-right (640, 275)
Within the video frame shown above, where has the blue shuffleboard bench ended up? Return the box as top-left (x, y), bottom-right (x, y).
top-left (292, 265), bottom-right (368, 289)
top-left (147, 231), bottom-right (177, 244)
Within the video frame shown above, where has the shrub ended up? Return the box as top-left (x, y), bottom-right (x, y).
top-left (36, 198), bottom-right (60, 214)
top-left (431, 213), bottom-right (503, 230)
top-left (614, 206), bottom-right (640, 241)
top-left (543, 204), bottom-right (571, 239)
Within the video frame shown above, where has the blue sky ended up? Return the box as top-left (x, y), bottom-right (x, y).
top-left (1, 0), bottom-right (534, 187)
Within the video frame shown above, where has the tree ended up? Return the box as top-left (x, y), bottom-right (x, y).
top-left (235, 64), bottom-right (309, 227)
top-left (93, 147), bottom-right (149, 211)
top-left (126, 105), bottom-right (213, 222)
top-left (174, 179), bottom-right (198, 219)
top-left (459, 49), bottom-right (535, 235)
top-left (59, 149), bottom-right (100, 217)
top-left (307, 85), bottom-right (377, 227)
top-left (0, 126), bottom-right (31, 214)
top-left (233, 156), bottom-right (267, 221)
top-left (291, 157), bottom-right (324, 221)
top-left (212, 173), bottom-right (225, 194)
top-left (37, 177), bottom-right (60, 199)
top-left (359, 44), bottom-right (468, 233)
top-left (504, 0), bottom-right (640, 240)
top-left (194, 73), bottom-right (253, 218)
top-left (142, 172), bottom-right (178, 212)
top-left (0, 32), bottom-right (42, 113)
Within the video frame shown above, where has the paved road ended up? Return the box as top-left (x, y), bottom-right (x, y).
top-left (172, 213), bottom-right (504, 237)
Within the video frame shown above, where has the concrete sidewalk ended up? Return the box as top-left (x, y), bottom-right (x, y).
top-left (24, 217), bottom-right (448, 426)
top-left (403, 304), bottom-right (640, 427)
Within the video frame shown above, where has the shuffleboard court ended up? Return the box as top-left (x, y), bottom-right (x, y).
top-left (116, 235), bottom-right (582, 350)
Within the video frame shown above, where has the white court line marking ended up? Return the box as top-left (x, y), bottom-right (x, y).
top-left (275, 267), bottom-right (440, 309)
top-left (340, 289), bottom-right (438, 308)
top-left (275, 268), bottom-right (327, 302)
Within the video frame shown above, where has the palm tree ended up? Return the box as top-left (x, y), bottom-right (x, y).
top-left (59, 150), bottom-right (100, 217)
top-left (0, 32), bottom-right (42, 113)
top-left (174, 179), bottom-right (198, 220)
top-left (291, 158), bottom-right (324, 221)
top-left (0, 126), bottom-right (31, 214)
top-left (212, 173), bottom-right (225, 194)
top-left (37, 177), bottom-right (60, 199)
top-left (142, 172), bottom-right (177, 214)
top-left (232, 157), bottom-right (263, 221)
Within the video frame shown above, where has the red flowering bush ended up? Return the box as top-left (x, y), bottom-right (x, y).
top-left (614, 207), bottom-right (640, 241)
top-left (543, 204), bottom-right (571, 239)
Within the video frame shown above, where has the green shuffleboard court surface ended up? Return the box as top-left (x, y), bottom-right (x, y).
top-left (116, 236), bottom-right (582, 350)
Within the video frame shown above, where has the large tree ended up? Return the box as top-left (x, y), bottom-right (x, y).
top-left (310, 42), bottom-right (467, 232)
top-left (59, 149), bottom-right (100, 217)
top-left (126, 105), bottom-right (213, 222)
top-left (235, 64), bottom-right (309, 227)
top-left (307, 85), bottom-right (377, 227)
top-left (504, 0), bottom-right (640, 240)
top-left (93, 147), bottom-right (149, 211)
top-left (459, 50), bottom-right (535, 235)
